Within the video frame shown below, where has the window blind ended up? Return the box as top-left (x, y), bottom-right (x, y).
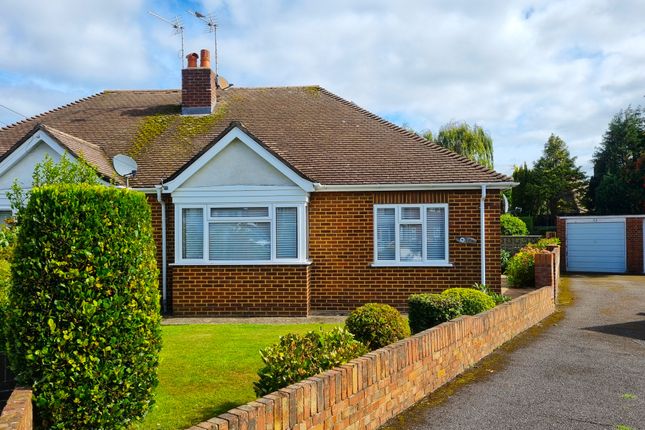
top-left (276, 207), bottom-right (298, 258)
top-left (209, 221), bottom-right (271, 261)
top-left (400, 224), bottom-right (423, 261)
top-left (376, 208), bottom-right (396, 260)
top-left (182, 208), bottom-right (204, 259)
top-left (426, 207), bottom-right (446, 260)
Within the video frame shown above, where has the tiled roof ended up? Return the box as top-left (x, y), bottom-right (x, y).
top-left (0, 87), bottom-right (511, 188)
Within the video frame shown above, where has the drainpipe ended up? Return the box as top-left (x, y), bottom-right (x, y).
top-left (155, 184), bottom-right (168, 314)
top-left (480, 184), bottom-right (487, 285)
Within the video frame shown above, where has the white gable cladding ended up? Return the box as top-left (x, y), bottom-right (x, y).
top-left (182, 138), bottom-right (294, 188)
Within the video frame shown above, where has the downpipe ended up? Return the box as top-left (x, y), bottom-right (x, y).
top-left (480, 184), bottom-right (487, 285)
top-left (155, 185), bottom-right (168, 314)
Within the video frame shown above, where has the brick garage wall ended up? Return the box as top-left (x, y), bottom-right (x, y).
top-left (309, 190), bottom-right (501, 313)
top-left (626, 218), bottom-right (644, 273)
top-left (172, 266), bottom-right (310, 317)
top-left (0, 387), bottom-right (32, 430)
top-left (190, 285), bottom-right (556, 430)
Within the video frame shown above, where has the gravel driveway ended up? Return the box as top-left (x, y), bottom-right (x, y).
top-left (382, 274), bottom-right (645, 430)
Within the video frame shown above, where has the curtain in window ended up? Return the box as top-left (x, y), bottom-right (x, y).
top-left (427, 207), bottom-right (446, 260)
top-left (276, 207), bottom-right (298, 258)
top-left (182, 208), bottom-right (204, 259)
top-left (376, 208), bottom-right (396, 260)
top-left (209, 222), bottom-right (271, 260)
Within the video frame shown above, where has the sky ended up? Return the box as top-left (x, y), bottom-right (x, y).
top-left (0, 0), bottom-right (644, 176)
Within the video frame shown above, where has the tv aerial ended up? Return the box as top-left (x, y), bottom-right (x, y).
top-left (148, 11), bottom-right (185, 67)
top-left (188, 10), bottom-right (219, 78)
top-left (112, 154), bottom-right (138, 188)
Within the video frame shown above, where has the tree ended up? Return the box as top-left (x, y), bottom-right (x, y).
top-left (7, 153), bottom-right (101, 219)
top-left (510, 163), bottom-right (540, 215)
top-left (531, 134), bottom-right (587, 219)
top-left (424, 121), bottom-right (494, 169)
top-left (588, 106), bottom-right (645, 214)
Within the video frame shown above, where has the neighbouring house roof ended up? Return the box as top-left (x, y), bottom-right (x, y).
top-left (0, 86), bottom-right (511, 188)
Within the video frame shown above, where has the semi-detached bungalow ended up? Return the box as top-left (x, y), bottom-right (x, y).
top-left (0, 49), bottom-right (514, 317)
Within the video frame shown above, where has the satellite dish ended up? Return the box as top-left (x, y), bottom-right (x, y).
top-left (113, 154), bottom-right (138, 187)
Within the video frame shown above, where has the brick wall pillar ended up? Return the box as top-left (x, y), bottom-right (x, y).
top-left (534, 252), bottom-right (554, 289)
top-left (556, 217), bottom-right (566, 272)
top-left (626, 218), bottom-right (644, 274)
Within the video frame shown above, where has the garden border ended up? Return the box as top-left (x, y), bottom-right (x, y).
top-left (190, 285), bottom-right (557, 430)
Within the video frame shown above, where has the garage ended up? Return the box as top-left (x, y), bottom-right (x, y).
top-left (558, 215), bottom-right (645, 274)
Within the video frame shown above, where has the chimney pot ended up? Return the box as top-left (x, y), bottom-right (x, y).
top-left (200, 49), bottom-right (211, 68)
top-left (186, 53), bottom-right (199, 68)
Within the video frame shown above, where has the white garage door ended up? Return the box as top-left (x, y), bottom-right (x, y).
top-left (567, 221), bottom-right (626, 273)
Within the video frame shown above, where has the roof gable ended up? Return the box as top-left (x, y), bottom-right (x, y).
top-left (163, 122), bottom-right (315, 192)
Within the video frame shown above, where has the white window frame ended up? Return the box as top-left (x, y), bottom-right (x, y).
top-left (372, 203), bottom-right (451, 267)
top-left (174, 203), bottom-right (309, 265)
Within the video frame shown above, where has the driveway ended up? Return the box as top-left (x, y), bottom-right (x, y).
top-left (383, 275), bottom-right (645, 430)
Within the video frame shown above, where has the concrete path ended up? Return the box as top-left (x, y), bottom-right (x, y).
top-left (383, 275), bottom-right (645, 430)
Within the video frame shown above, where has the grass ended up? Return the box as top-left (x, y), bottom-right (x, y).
top-left (133, 323), bottom-right (340, 430)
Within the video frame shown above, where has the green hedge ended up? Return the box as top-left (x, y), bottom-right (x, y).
top-left (4, 184), bottom-right (161, 429)
top-left (254, 327), bottom-right (367, 397)
top-left (408, 294), bottom-right (462, 334)
top-left (441, 288), bottom-right (496, 315)
top-left (345, 303), bottom-right (410, 350)
top-left (500, 213), bottom-right (529, 235)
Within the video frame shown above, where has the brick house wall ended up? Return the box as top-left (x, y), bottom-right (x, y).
top-left (148, 189), bottom-right (501, 316)
top-left (308, 190), bottom-right (501, 314)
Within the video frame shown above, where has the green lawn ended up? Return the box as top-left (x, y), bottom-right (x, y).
top-left (134, 323), bottom-right (340, 430)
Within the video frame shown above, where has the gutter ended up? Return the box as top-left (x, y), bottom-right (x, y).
top-left (480, 184), bottom-right (487, 285)
top-left (313, 182), bottom-right (517, 192)
top-left (155, 185), bottom-right (168, 314)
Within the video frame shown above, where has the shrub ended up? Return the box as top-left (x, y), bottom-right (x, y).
top-left (345, 303), bottom-right (410, 350)
top-left (254, 327), bottom-right (367, 397)
top-left (441, 288), bottom-right (495, 315)
top-left (535, 237), bottom-right (560, 249)
top-left (500, 213), bottom-right (529, 235)
top-left (407, 294), bottom-right (463, 334)
top-left (506, 244), bottom-right (543, 287)
top-left (501, 249), bottom-right (511, 273)
top-left (4, 184), bottom-right (161, 429)
top-left (0, 258), bottom-right (10, 353)
top-left (473, 283), bottom-right (512, 305)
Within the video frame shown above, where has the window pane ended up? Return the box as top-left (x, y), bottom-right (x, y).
top-left (400, 224), bottom-right (423, 261)
top-left (376, 208), bottom-right (395, 260)
top-left (276, 207), bottom-right (298, 258)
top-left (427, 207), bottom-right (446, 260)
top-left (182, 208), bottom-right (204, 259)
top-left (401, 207), bottom-right (421, 220)
top-left (210, 207), bottom-right (269, 218)
top-left (209, 222), bottom-right (271, 260)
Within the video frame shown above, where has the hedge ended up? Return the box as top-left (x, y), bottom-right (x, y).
top-left (441, 288), bottom-right (496, 315)
top-left (345, 303), bottom-right (410, 350)
top-left (4, 184), bottom-right (161, 429)
top-left (500, 213), bottom-right (529, 235)
top-left (408, 294), bottom-right (463, 334)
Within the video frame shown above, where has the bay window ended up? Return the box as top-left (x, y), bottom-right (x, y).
top-left (177, 204), bottom-right (306, 264)
top-left (374, 204), bottom-right (449, 266)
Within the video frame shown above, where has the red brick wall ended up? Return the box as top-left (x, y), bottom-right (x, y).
top-left (626, 218), bottom-right (644, 273)
top-left (191, 286), bottom-right (556, 430)
top-left (556, 217), bottom-right (566, 271)
top-left (308, 190), bottom-right (501, 313)
top-left (172, 266), bottom-right (310, 317)
top-left (181, 68), bottom-right (216, 109)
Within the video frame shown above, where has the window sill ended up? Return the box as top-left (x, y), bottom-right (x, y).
top-left (170, 260), bottom-right (313, 267)
top-left (370, 262), bottom-right (454, 268)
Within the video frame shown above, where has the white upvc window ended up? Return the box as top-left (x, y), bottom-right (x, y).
top-left (373, 204), bottom-right (450, 266)
top-left (176, 203), bottom-right (308, 265)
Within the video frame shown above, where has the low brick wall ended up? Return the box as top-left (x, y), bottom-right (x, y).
top-left (535, 246), bottom-right (560, 300)
top-left (0, 388), bottom-right (32, 430)
top-left (189, 285), bottom-right (556, 430)
top-left (501, 235), bottom-right (541, 255)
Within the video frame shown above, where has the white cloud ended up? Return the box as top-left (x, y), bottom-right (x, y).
top-left (2, 0), bottom-right (644, 175)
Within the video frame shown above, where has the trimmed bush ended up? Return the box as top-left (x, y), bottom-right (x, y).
top-left (408, 294), bottom-right (463, 334)
top-left (345, 303), bottom-right (410, 350)
top-left (254, 327), bottom-right (367, 397)
top-left (506, 244), bottom-right (543, 287)
top-left (500, 213), bottom-right (529, 235)
top-left (473, 283), bottom-right (512, 305)
top-left (536, 237), bottom-right (560, 249)
top-left (4, 184), bottom-right (161, 429)
top-left (441, 288), bottom-right (495, 315)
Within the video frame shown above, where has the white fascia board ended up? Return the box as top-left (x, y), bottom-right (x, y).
top-left (0, 130), bottom-right (67, 177)
top-left (313, 182), bottom-right (518, 192)
top-left (163, 127), bottom-right (315, 193)
top-left (561, 215), bottom-right (645, 221)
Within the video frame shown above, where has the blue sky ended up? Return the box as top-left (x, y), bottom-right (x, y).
top-left (1, 0), bottom-right (644, 175)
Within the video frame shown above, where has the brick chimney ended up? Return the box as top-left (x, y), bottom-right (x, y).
top-left (181, 49), bottom-right (216, 115)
